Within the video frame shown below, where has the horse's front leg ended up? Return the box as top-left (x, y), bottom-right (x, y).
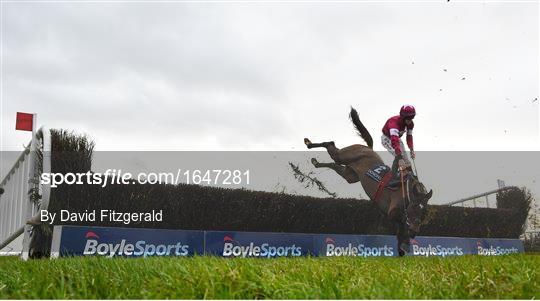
top-left (396, 221), bottom-right (411, 257)
top-left (388, 206), bottom-right (410, 257)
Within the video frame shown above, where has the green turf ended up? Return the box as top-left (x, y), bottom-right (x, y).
top-left (0, 254), bottom-right (538, 299)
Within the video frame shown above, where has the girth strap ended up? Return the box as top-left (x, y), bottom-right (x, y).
top-left (373, 172), bottom-right (394, 202)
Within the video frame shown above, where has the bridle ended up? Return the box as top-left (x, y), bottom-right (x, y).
top-left (404, 177), bottom-right (425, 228)
top-left (402, 177), bottom-right (430, 233)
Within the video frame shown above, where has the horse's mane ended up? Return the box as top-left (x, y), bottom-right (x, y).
top-left (349, 107), bottom-right (374, 149)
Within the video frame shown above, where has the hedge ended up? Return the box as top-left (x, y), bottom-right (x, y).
top-left (27, 129), bottom-right (532, 257)
top-left (47, 181), bottom-right (528, 239)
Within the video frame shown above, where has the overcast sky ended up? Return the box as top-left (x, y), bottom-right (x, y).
top-left (1, 2), bottom-right (538, 153)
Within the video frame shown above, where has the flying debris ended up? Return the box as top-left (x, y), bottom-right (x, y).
top-left (443, 69), bottom-right (447, 72)
top-left (533, 98), bottom-right (538, 103)
top-left (461, 77), bottom-right (466, 80)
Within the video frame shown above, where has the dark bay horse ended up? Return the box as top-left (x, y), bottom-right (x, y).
top-left (304, 107), bottom-right (433, 256)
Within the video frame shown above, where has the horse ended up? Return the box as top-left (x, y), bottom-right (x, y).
top-left (304, 107), bottom-right (433, 256)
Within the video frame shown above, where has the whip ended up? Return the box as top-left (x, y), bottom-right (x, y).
top-left (412, 157), bottom-right (419, 180)
top-left (400, 166), bottom-right (405, 199)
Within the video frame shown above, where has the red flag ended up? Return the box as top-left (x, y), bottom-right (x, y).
top-left (16, 112), bottom-right (34, 131)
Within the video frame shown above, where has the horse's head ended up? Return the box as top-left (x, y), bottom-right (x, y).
top-left (404, 178), bottom-right (433, 237)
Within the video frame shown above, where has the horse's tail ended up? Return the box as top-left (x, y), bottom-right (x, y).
top-left (349, 107), bottom-right (374, 149)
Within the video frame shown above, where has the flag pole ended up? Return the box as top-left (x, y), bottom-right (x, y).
top-left (21, 113), bottom-right (37, 260)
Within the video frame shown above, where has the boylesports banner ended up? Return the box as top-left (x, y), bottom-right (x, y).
top-left (51, 225), bottom-right (524, 258)
top-left (51, 225), bottom-right (204, 258)
top-left (204, 231), bottom-right (314, 258)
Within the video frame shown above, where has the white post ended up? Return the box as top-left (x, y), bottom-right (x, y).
top-left (21, 114), bottom-right (37, 260)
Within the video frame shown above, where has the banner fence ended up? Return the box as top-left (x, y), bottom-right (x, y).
top-left (51, 225), bottom-right (524, 258)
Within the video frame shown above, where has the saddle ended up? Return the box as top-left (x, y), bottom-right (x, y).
top-left (365, 163), bottom-right (414, 202)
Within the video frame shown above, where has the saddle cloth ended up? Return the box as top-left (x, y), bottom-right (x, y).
top-left (365, 163), bottom-right (398, 191)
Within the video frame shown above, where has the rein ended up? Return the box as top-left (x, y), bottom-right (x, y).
top-left (405, 177), bottom-right (411, 207)
top-left (403, 177), bottom-right (412, 226)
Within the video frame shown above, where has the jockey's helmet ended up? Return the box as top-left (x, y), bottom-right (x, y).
top-left (400, 105), bottom-right (416, 119)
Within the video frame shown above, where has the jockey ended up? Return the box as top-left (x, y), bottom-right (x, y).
top-left (382, 105), bottom-right (416, 175)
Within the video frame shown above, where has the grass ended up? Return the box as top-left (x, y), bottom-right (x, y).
top-left (0, 254), bottom-right (538, 299)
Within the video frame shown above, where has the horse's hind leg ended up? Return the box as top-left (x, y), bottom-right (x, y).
top-left (304, 138), bottom-right (361, 165)
top-left (304, 138), bottom-right (335, 149)
top-left (311, 158), bottom-right (360, 184)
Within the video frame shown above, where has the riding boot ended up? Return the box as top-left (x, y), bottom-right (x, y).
top-left (388, 157), bottom-right (401, 187)
top-left (391, 157), bottom-right (399, 175)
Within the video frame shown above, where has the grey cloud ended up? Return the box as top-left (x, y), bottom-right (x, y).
top-left (2, 3), bottom-right (538, 151)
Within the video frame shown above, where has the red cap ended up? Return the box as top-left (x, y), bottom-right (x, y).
top-left (400, 105), bottom-right (416, 119)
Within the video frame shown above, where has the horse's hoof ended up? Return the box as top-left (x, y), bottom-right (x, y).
top-left (398, 249), bottom-right (405, 257)
top-left (0, 187), bottom-right (3, 195)
top-left (304, 138), bottom-right (312, 148)
top-left (400, 242), bottom-right (411, 254)
top-left (311, 158), bottom-right (319, 167)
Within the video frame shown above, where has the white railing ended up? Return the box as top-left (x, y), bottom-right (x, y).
top-left (442, 185), bottom-right (517, 208)
top-left (523, 230), bottom-right (540, 240)
top-left (0, 126), bottom-right (51, 258)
